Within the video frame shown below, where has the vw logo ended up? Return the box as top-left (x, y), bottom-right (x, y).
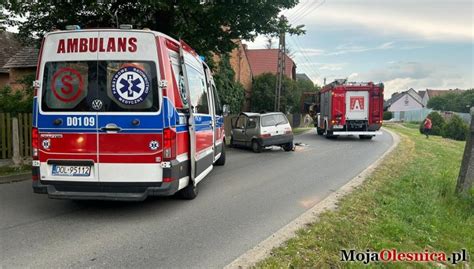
top-left (91, 99), bottom-right (103, 111)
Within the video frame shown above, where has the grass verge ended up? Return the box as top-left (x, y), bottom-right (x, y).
top-left (293, 127), bottom-right (313, 135)
top-left (0, 164), bottom-right (31, 177)
top-left (257, 123), bottom-right (473, 268)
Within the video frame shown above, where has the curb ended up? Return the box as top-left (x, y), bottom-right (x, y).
top-left (0, 172), bottom-right (31, 184)
top-left (225, 128), bottom-right (400, 269)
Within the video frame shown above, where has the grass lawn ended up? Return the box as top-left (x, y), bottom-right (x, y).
top-left (0, 164), bottom-right (30, 177)
top-left (257, 123), bottom-right (473, 268)
top-left (293, 127), bottom-right (313, 135)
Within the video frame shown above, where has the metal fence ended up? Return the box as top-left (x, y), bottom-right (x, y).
top-left (392, 108), bottom-right (471, 124)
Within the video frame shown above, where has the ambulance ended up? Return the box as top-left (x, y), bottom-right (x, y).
top-left (31, 26), bottom-right (228, 201)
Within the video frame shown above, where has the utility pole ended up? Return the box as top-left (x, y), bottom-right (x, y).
top-left (274, 15), bottom-right (286, 112)
top-left (456, 107), bottom-right (474, 195)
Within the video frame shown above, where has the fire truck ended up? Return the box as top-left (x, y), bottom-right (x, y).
top-left (31, 25), bottom-right (228, 201)
top-left (315, 79), bottom-right (384, 139)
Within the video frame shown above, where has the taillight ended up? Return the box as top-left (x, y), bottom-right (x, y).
top-left (260, 133), bottom-right (271, 138)
top-left (163, 128), bottom-right (176, 161)
top-left (32, 127), bottom-right (39, 159)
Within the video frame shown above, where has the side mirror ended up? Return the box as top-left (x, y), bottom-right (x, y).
top-left (222, 104), bottom-right (230, 116)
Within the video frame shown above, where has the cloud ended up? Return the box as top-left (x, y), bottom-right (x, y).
top-left (293, 0), bottom-right (473, 42)
top-left (326, 42), bottom-right (395, 56)
top-left (319, 63), bottom-right (346, 71)
top-left (295, 48), bottom-right (325, 56)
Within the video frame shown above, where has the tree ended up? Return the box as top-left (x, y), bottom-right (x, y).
top-left (427, 89), bottom-right (474, 113)
top-left (4, 0), bottom-right (304, 54)
top-left (251, 73), bottom-right (318, 113)
top-left (213, 54), bottom-right (244, 114)
top-left (442, 114), bottom-right (469, 141)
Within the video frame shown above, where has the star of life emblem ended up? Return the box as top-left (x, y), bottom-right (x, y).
top-left (149, 140), bottom-right (159, 151)
top-left (111, 67), bottom-right (150, 105)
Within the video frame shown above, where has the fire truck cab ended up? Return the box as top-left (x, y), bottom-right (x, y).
top-left (31, 27), bottom-right (227, 201)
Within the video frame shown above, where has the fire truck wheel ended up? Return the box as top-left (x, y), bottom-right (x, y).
top-left (215, 144), bottom-right (226, 166)
top-left (316, 127), bottom-right (324, 135)
top-left (252, 140), bottom-right (262, 153)
top-left (359, 135), bottom-right (374, 140)
top-left (325, 131), bottom-right (338, 139)
top-left (179, 181), bottom-right (198, 200)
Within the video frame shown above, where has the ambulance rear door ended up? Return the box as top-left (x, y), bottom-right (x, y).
top-left (95, 30), bottom-right (162, 183)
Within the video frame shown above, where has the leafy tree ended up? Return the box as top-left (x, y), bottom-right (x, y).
top-left (4, 0), bottom-right (304, 54)
top-left (443, 114), bottom-right (469, 141)
top-left (213, 54), bottom-right (244, 114)
top-left (251, 73), bottom-right (318, 113)
top-left (383, 111), bottom-right (393, 120)
top-left (427, 89), bottom-right (474, 113)
top-left (419, 111), bottom-right (446, 136)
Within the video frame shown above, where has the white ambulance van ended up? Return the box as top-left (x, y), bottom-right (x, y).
top-left (32, 27), bottom-right (227, 201)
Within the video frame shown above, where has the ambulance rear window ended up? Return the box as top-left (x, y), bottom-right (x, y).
top-left (41, 61), bottom-right (159, 112)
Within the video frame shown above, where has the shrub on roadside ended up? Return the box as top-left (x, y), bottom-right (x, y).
top-left (419, 111), bottom-right (445, 136)
top-left (383, 111), bottom-right (392, 120)
top-left (442, 114), bottom-right (469, 141)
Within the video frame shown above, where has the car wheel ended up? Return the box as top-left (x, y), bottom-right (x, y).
top-left (215, 144), bottom-right (226, 166)
top-left (251, 140), bottom-right (262, 153)
top-left (283, 142), bottom-right (293, 151)
top-left (178, 181), bottom-right (198, 200)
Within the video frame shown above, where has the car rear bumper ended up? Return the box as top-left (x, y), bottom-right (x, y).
top-left (260, 134), bottom-right (294, 147)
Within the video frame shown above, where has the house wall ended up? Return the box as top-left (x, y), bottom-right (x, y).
top-left (228, 43), bottom-right (253, 111)
top-left (388, 94), bottom-right (424, 112)
top-left (0, 73), bottom-right (9, 89)
top-left (8, 67), bottom-right (36, 92)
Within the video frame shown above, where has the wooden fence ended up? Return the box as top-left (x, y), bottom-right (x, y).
top-left (0, 113), bottom-right (32, 160)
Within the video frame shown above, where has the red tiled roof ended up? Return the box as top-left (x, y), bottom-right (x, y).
top-left (245, 49), bottom-right (296, 79)
top-left (426, 89), bottom-right (462, 98)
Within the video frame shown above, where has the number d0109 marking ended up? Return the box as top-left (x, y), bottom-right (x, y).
top-left (66, 116), bottom-right (95, 127)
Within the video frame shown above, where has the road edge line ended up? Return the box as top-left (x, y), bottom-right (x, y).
top-left (224, 127), bottom-right (400, 269)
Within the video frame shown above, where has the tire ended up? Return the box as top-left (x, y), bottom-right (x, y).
top-left (325, 130), bottom-right (337, 139)
top-left (251, 140), bottom-right (262, 153)
top-left (215, 144), bottom-right (226, 166)
top-left (283, 142), bottom-right (293, 152)
top-left (178, 181), bottom-right (198, 200)
top-left (359, 135), bottom-right (374, 140)
top-left (316, 127), bottom-right (324, 135)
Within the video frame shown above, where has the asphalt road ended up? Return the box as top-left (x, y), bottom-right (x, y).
top-left (0, 130), bottom-right (393, 268)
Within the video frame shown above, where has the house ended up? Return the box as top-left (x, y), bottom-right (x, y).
top-left (3, 46), bottom-right (39, 91)
top-left (0, 31), bottom-right (22, 88)
top-left (296, 73), bottom-right (312, 82)
top-left (245, 49), bottom-right (297, 80)
top-left (384, 88), bottom-right (424, 112)
top-left (420, 89), bottom-right (463, 106)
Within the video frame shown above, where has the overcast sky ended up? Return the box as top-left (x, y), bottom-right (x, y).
top-left (245, 0), bottom-right (473, 96)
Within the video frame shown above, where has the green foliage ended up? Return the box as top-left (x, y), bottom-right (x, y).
top-left (251, 73), bottom-right (319, 113)
top-left (4, 0), bottom-right (303, 54)
top-left (427, 89), bottom-right (474, 113)
top-left (213, 54), bottom-right (244, 114)
top-left (419, 111), bottom-right (446, 136)
top-left (443, 114), bottom-right (469, 141)
top-left (383, 111), bottom-right (393, 120)
top-left (0, 74), bottom-right (35, 114)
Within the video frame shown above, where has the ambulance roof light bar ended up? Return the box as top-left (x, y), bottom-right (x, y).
top-left (119, 24), bottom-right (133, 29)
top-left (65, 25), bottom-right (81, 30)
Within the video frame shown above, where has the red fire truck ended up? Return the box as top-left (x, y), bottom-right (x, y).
top-left (315, 79), bottom-right (384, 139)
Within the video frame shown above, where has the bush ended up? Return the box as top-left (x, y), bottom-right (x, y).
top-left (419, 112), bottom-right (446, 136)
top-left (383, 111), bottom-right (393, 120)
top-left (0, 74), bottom-right (35, 114)
top-left (442, 114), bottom-right (469, 141)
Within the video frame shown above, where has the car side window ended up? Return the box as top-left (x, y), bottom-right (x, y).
top-left (235, 116), bottom-right (247, 129)
top-left (247, 117), bottom-right (257, 129)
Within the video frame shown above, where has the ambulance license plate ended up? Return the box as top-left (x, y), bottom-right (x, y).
top-left (52, 165), bottom-right (91, 177)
